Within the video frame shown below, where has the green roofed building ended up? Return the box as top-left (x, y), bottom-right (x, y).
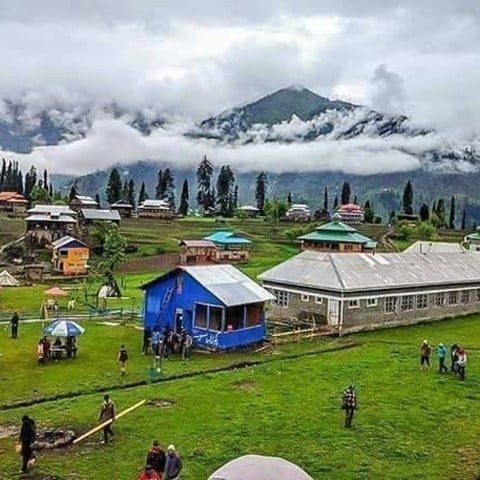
top-left (203, 230), bottom-right (252, 263)
top-left (298, 213), bottom-right (376, 253)
top-left (465, 228), bottom-right (480, 252)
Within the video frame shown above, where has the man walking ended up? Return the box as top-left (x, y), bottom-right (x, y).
top-left (341, 385), bottom-right (357, 428)
top-left (420, 340), bottom-right (431, 369)
top-left (436, 343), bottom-right (448, 373)
top-left (10, 312), bottom-right (19, 339)
top-left (19, 415), bottom-right (36, 474)
top-left (146, 440), bottom-right (166, 476)
top-left (456, 348), bottom-right (467, 381)
top-left (164, 445), bottom-right (182, 480)
top-left (117, 345), bottom-right (129, 376)
top-left (99, 394), bottom-right (115, 444)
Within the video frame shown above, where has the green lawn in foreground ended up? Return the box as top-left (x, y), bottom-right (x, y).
top-left (1, 315), bottom-right (480, 479)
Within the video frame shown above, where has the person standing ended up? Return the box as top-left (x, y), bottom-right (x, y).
top-left (146, 440), bottom-right (166, 477)
top-left (10, 312), bottom-right (19, 339)
top-left (143, 327), bottom-right (152, 355)
top-left (450, 343), bottom-right (459, 372)
top-left (341, 385), bottom-right (357, 428)
top-left (19, 415), bottom-right (36, 474)
top-left (117, 345), bottom-right (129, 376)
top-left (456, 348), bottom-right (467, 381)
top-left (164, 445), bottom-right (182, 480)
top-left (181, 333), bottom-right (193, 361)
top-left (420, 340), bottom-right (431, 369)
top-left (99, 394), bottom-right (115, 444)
top-left (436, 343), bottom-right (448, 373)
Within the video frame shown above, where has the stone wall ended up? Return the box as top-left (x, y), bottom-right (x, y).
top-left (267, 290), bottom-right (328, 324)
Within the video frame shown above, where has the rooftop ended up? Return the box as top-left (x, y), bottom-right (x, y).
top-left (81, 209), bottom-right (121, 221)
top-left (139, 199), bottom-right (171, 209)
top-left (259, 250), bottom-right (480, 293)
top-left (74, 195), bottom-right (97, 205)
top-left (52, 235), bottom-right (88, 249)
top-left (180, 240), bottom-right (217, 248)
top-left (27, 204), bottom-right (76, 216)
top-left (111, 199), bottom-right (133, 208)
top-left (337, 203), bottom-right (363, 212)
top-left (26, 214), bottom-right (77, 224)
top-left (204, 231), bottom-right (251, 245)
top-left (404, 241), bottom-right (466, 254)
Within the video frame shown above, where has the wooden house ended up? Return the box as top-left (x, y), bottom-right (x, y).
top-left (138, 199), bottom-right (174, 219)
top-left (51, 235), bottom-right (89, 276)
top-left (141, 265), bottom-right (274, 350)
top-left (203, 231), bottom-right (251, 262)
top-left (238, 205), bottom-right (260, 217)
top-left (179, 240), bottom-right (218, 265)
top-left (110, 199), bottom-right (134, 218)
top-left (80, 209), bottom-right (121, 225)
top-left (284, 204), bottom-right (311, 221)
top-left (70, 195), bottom-right (98, 213)
top-left (336, 203), bottom-right (364, 223)
top-left (464, 228), bottom-right (480, 252)
top-left (0, 191), bottom-right (28, 215)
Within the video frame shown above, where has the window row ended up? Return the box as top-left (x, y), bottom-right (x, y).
top-left (194, 303), bottom-right (263, 330)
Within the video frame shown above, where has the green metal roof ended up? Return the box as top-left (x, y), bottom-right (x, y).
top-left (203, 230), bottom-right (251, 245)
top-left (298, 220), bottom-right (376, 246)
top-left (465, 232), bottom-right (480, 241)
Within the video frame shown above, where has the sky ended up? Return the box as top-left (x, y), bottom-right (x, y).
top-left (1, 1), bottom-right (479, 175)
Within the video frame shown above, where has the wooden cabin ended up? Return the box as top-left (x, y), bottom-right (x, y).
top-left (51, 236), bottom-right (89, 276)
top-left (179, 240), bottom-right (218, 265)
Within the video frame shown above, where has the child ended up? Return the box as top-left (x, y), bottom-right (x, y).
top-left (117, 345), bottom-right (129, 376)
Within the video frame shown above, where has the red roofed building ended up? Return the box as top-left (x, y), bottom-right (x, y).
top-left (0, 191), bottom-right (28, 215)
top-left (336, 203), bottom-right (364, 223)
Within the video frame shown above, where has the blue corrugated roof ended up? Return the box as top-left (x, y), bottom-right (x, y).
top-left (203, 230), bottom-right (251, 245)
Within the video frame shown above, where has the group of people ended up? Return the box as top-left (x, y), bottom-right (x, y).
top-left (420, 340), bottom-right (467, 380)
top-left (140, 442), bottom-right (183, 480)
top-left (37, 335), bottom-right (77, 364)
top-left (143, 326), bottom-right (193, 361)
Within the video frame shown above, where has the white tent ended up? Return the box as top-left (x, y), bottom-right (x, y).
top-left (0, 269), bottom-right (19, 287)
top-left (208, 455), bottom-right (313, 480)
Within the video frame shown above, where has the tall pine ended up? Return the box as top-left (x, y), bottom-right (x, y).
top-left (179, 179), bottom-right (189, 216)
top-left (138, 181), bottom-right (148, 204)
top-left (196, 156), bottom-right (214, 212)
top-left (341, 181), bottom-right (351, 205)
top-left (216, 165), bottom-right (235, 217)
top-left (254, 171), bottom-right (268, 214)
top-left (126, 179), bottom-right (136, 207)
top-left (461, 209), bottom-right (466, 230)
top-left (106, 168), bottom-right (122, 204)
top-left (402, 180), bottom-right (413, 214)
top-left (323, 186), bottom-right (328, 211)
top-left (449, 196), bottom-right (455, 229)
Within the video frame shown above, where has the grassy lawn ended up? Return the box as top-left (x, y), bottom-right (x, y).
top-left (1, 315), bottom-right (480, 479)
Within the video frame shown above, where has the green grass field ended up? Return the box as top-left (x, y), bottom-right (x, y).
top-left (1, 315), bottom-right (480, 479)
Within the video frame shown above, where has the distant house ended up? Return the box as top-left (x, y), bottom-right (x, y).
top-left (110, 199), bottom-right (134, 218)
top-left (259, 250), bottom-right (480, 334)
top-left (285, 204), bottom-right (311, 222)
top-left (141, 264), bottom-right (274, 350)
top-left (298, 214), bottom-right (376, 253)
top-left (138, 199), bottom-right (174, 219)
top-left (336, 203), bottom-right (364, 223)
top-left (238, 205), bottom-right (260, 217)
top-left (313, 209), bottom-right (330, 222)
top-left (25, 205), bottom-right (77, 246)
top-left (0, 191), bottom-right (28, 215)
top-left (404, 241), bottom-right (466, 254)
top-left (203, 231), bottom-right (252, 263)
top-left (70, 195), bottom-right (98, 212)
top-left (464, 228), bottom-right (480, 252)
top-left (179, 240), bottom-right (218, 265)
top-left (80, 209), bottom-right (121, 225)
top-left (51, 235), bottom-right (89, 276)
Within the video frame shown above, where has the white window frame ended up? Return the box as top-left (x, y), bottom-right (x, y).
top-left (366, 298), bottom-right (378, 308)
top-left (460, 290), bottom-right (469, 304)
top-left (476, 289), bottom-right (480, 303)
top-left (434, 293), bottom-right (445, 307)
top-left (301, 294), bottom-right (310, 302)
top-left (314, 296), bottom-right (323, 305)
top-left (416, 294), bottom-right (428, 310)
top-left (447, 291), bottom-right (458, 306)
top-left (348, 299), bottom-right (359, 309)
top-left (400, 295), bottom-right (414, 312)
top-left (385, 296), bottom-right (397, 314)
top-left (272, 290), bottom-right (289, 308)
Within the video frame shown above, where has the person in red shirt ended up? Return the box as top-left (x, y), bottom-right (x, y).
top-left (139, 465), bottom-right (161, 480)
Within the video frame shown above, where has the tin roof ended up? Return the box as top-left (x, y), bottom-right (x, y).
top-left (142, 264), bottom-right (274, 307)
top-left (26, 214), bottom-right (77, 223)
top-left (259, 250), bottom-right (480, 293)
top-left (111, 199), bottom-right (133, 208)
top-left (139, 199), bottom-right (171, 209)
top-left (27, 204), bottom-right (76, 216)
top-left (204, 231), bottom-right (251, 245)
top-left (180, 240), bottom-right (217, 248)
top-left (404, 241), bottom-right (465, 254)
top-left (298, 219), bottom-right (376, 246)
top-left (74, 195), bottom-right (98, 205)
top-left (81, 209), bottom-right (121, 221)
top-left (52, 235), bottom-right (88, 249)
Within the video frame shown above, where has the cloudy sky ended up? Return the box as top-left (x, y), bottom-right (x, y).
top-left (1, 1), bottom-right (479, 174)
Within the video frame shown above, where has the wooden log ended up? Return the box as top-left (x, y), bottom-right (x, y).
top-left (272, 327), bottom-right (316, 338)
top-left (72, 399), bottom-right (146, 445)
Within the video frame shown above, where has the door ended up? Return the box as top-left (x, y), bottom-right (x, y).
top-left (174, 308), bottom-right (184, 332)
top-left (327, 299), bottom-right (340, 326)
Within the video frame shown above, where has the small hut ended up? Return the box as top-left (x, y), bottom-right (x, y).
top-left (0, 270), bottom-right (19, 286)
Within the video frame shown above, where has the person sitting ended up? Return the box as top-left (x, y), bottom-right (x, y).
top-left (42, 336), bottom-right (51, 361)
top-left (66, 335), bottom-right (77, 359)
top-left (52, 337), bottom-right (63, 361)
top-left (138, 465), bottom-right (161, 480)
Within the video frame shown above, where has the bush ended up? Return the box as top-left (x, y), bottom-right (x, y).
top-left (374, 216), bottom-right (382, 224)
top-left (124, 244), bottom-right (138, 254)
top-left (284, 224), bottom-right (316, 241)
top-left (416, 222), bottom-right (438, 241)
top-left (3, 243), bottom-right (26, 261)
top-left (396, 221), bottom-right (414, 241)
top-left (155, 246), bottom-right (165, 255)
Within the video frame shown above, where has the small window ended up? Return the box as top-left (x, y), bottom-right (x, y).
top-left (348, 299), bottom-right (359, 309)
top-left (434, 293), bottom-right (445, 307)
top-left (366, 298), bottom-right (378, 307)
top-left (447, 291), bottom-right (458, 305)
top-left (272, 290), bottom-right (289, 308)
top-left (385, 297), bottom-right (397, 313)
top-left (301, 294), bottom-right (310, 302)
top-left (314, 296), bottom-right (323, 305)
top-left (416, 294), bottom-right (428, 310)
top-left (194, 304), bottom-right (208, 328)
top-left (476, 289), bottom-right (480, 303)
top-left (400, 296), bottom-right (414, 312)
top-left (460, 290), bottom-right (469, 304)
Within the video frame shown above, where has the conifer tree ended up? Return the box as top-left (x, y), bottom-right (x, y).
top-left (179, 179), bottom-right (189, 216)
top-left (254, 171), bottom-right (268, 214)
top-left (106, 168), bottom-right (122, 204)
top-left (402, 180), bottom-right (413, 214)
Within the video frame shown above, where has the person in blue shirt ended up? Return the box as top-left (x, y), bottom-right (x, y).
top-left (437, 343), bottom-right (448, 373)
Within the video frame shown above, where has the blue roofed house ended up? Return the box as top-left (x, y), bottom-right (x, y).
top-left (203, 230), bottom-right (252, 262)
top-left (141, 264), bottom-right (274, 351)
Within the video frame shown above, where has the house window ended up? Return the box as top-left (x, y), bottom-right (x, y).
top-left (434, 293), bottom-right (445, 307)
top-left (225, 305), bottom-right (244, 331)
top-left (366, 298), bottom-right (378, 308)
top-left (194, 304), bottom-right (208, 328)
top-left (301, 294), bottom-right (310, 302)
top-left (476, 289), bottom-right (480, 303)
top-left (447, 291), bottom-right (458, 305)
top-left (246, 304), bottom-right (263, 327)
top-left (416, 294), bottom-right (428, 310)
top-left (400, 296), bottom-right (414, 312)
top-left (210, 306), bottom-right (223, 331)
top-left (348, 299), bottom-right (359, 309)
top-left (385, 297), bottom-right (397, 313)
top-left (314, 296), bottom-right (323, 304)
top-left (460, 290), bottom-right (470, 304)
top-left (272, 290), bottom-right (289, 308)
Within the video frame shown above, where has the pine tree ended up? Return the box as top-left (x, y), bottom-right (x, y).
top-left (0, 159), bottom-right (6, 191)
top-left (389, 210), bottom-right (396, 224)
top-left (353, 195), bottom-right (357, 205)
top-left (24, 166), bottom-right (37, 200)
top-left (449, 196), bottom-right (455, 229)
top-left (333, 195), bottom-right (338, 210)
top-left (16, 171), bottom-right (24, 195)
top-left (323, 187), bottom-right (328, 212)
top-left (196, 156), bottom-right (214, 212)
top-left (155, 169), bottom-right (164, 199)
top-left (164, 168), bottom-right (175, 208)
top-left (341, 181), bottom-right (351, 205)
top-left (287, 192), bottom-right (292, 206)
top-left (106, 168), bottom-right (122, 204)
top-left (122, 180), bottom-right (128, 200)
top-left (43, 169), bottom-right (48, 192)
top-left (461, 209), bottom-right (466, 230)
top-left (179, 179), bottom-right (189, 216)
top-left (419, 203), bottom-right (430, 222)
top-left (69, 185), bottom-right (78, 202)
top-left (126, 179), bottom-right (135, 207)
top-left (95, 193), bottom-right (101, 208)
top-left (216, 165), bottom-right (235, 217)
top-left (232, 185), bottom-right (239, 212)
top-left (402, 180), bottom-right (413, 214)
top-left (48, 183), bottom-right (53, 198)
top-left (254, 171), bottom-right (268, 214)
top-left (436, 198), bottom-right (446, 227)
top-left (364, 200), bottom-right (374, 223)
top-left (138, 181), bottom-right (148, 204)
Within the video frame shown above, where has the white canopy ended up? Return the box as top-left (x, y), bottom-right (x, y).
top-left (0, 269), bottom-right (19, 286)
top-left (208, 455), bottom-right (313, 480)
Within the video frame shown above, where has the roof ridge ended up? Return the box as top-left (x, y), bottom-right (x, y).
top-left (329, 253), bottom-right (347, 290)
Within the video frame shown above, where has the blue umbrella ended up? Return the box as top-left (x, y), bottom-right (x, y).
top-left (44, 319), bottom-right (85, 337)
